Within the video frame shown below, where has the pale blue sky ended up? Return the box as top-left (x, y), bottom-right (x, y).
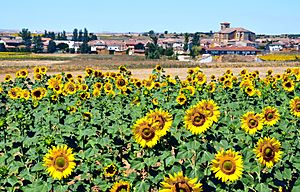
top-left (1, 0), bottom-right (299, 34)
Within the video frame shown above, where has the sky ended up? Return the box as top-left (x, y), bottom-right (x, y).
top-left (1, 0), bottom-right (299, 35)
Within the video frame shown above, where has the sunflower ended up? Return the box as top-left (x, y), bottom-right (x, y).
top-left (132, 116), bottom-right (160, 148)
top-left (43, 145), bottom-right (76, 180)
top-left (184, 104), bottom-right (213, 134)
top-left (282, 79), bottom-right (294, 92)
top-left (110, 181), bottom-right (130, 192)
top-left (4, 74), bottom-right (12, 82)
top-left (241, 112), bottom-right (264, 134)
top-left (206, 82), bottom-right (216, 93)
top-left (31, 87), bottom-right (47, 100)
top-left (244, 85), bottom-right (256, 97)
top-left (34, 73), bottom-right (43, 81)
top-left (64, 82), bottom-right (77, 95)
top-left (40, 66), bottom-right (48, 75)
top-left (51, 94), bottom-right (58, 101)
top-left (152, 98), bottom-right (159, 105)
top-left (194, 73), bottom-right (207, 85)
top-left (115, 77), bottom-right (128, 91)
top-left (159, 171), bottom-right (202, 192)
top-left (65, 73), bottom-right (73, 80)
top-left (93, 89), bottom-right (101, 97)
top-left (8, 87), bottom-right (22, 100)
top-left (144, 79), bottom-right (154, 90)
top-left (33, 66), bottom-right (41, 74)
top-left (16, 69), bottom-right (28, 78)
top-left (262, 106), bottom-right (280, 126)
top-left (104, 164), bottom-right (117, 177)
top-left (198, 99), bottom-right (220, 123)
top-left (79, 92), bottom-right (90, 100)
top-left (155, 64), bottom-right (162, 72)
top-left (211, 149), bottom-right (243, 183)
top-left (0, 86), bottom-right (2, 94)
top-left (290, 96), bottom-right (300, 117)
top-left (93, 82), bottom-right (103, 90)
top-left (223, 79), bottom-right (233, 89)
top-left (134, 80), bottom-right (142, 89)
top-left (21, 89), bottom-right (30, 100)
top-left (82, 112), bottom-right (92, 121)
top-left (146, 109), bottom-right (173, 137)
top-left (176, 94), bottom-right (187, 105)
top-left (254, 137), bottom-right (283, 168)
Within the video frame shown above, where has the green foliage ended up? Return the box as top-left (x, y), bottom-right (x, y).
top-left (47, 40), bottom-right (56, 53)
top-left (0, 67), bottom-right (299, 191)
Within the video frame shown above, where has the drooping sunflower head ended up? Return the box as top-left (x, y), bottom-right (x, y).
top-left (254, 137), bottom-right (283, 168)
top-left (290, 96), bottom-right (300, 117)
top-left (241, 111), bottom-right (264, 134)
top-left (146, 109), bottom-right (173, 137)
top-left (132, 116), bottom-right (160, 148)
top-left (160, 171), bottom-right (203, 192)
top-left (43, 145), bottom-right (76, 180)
top-left (82, 112), bottom-right (92, 121)
top-left (211, 149), bottom-right (243, 183)
top-left (184, 104), bottom-right (213, 135)
top-left (104, 164), bottom-right (117, 177)
top-left (110, 181), bottom-right (130, 192)
top-left (262, 106), bottom-right (280, 126)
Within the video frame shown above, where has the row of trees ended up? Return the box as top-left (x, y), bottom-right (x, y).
top-left (15, 28), bottom-right (95, 53)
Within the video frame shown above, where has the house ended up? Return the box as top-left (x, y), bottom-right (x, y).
top-left (54, 40), bottom-right (82, 52)
top-left (206, 46), bottom-right (259, 55)
top-left (88, 40), bottom-right (107, 54)
top-left (267, 43), bottom-right (283, 52)
top-left (214, 22), bottom-right (256, 46)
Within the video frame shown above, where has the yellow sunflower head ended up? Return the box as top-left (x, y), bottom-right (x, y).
top-left (254, 137), bottom-right (283, 168)
top-left (241, 111), bottom-right (264, 134)
top-left (110, 181), bottom-right (130, 192)
top-left (262, 106), bottom-right (280, 126)
top-left (21, 89), bottom-right (30, 100)
top-left (104, 164), bottom-right (117, 177)
top-left (211, 149), bottom-right (243, 183)
top-left (155, 64), bottom-right (163, 72)
top-left (115, 77), bottom-right (128, 90)
top-left (16, 69), bottom-right (28, 78)
top-left (244, 85), bottom-right (256, 97)
top-left (8, 87), bottom-right (22, 100)
top-left (159, 171), bottom-right (203, 192)
top-left (31, 87), bottom-right (47, 100)
top-left (194, 73), bottom-right (207, 85)
top-left (34, 73), bottom-right (43, 81)
top-left (184, 104), bottom-right (213, 135)
top-left (132, 116), bottom-right (160, 148)
top-left (40, 66), bottom-right (48, 74)
top-left (282, 80), bottom-right (294, 92)
top-left (290, 96), bottom-right (300, 117)
top-left (176, 94), bottom-right (187, 105)
top-left (43, 145), bottom-right (76, 180)
top-left (146, 109), bottom-right (173, 137)
top-left (64, 82), bottom-right (77, 95)
top-left (198, 99), bottom-right (221, 123)
top-left (4, 74), bottom-right (12, 82)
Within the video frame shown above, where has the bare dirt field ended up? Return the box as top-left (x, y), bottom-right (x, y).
top-left (0, 65), bottom-right (298, 81)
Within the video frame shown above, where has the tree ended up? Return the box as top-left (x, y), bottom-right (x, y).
top-left (78, 29), bottom-right (83, 42)
top-left (80, 42), bottom-right (90, 53)
top-left (19, 28), bottom-right (32, 51)
top-left (72, 28), bottom-right (78, 41)
top-left (33, 36), bottom-right (44, 53)
top-left (0, 43), bottom-right (6, 52)
top-left (62, 30), bottom-right (67, 40)
top-left (57, 43), bottom-right (69, 51)
top-left (190, 45), bottom-right (200, 58)
top-left (145, 34), bottom-right (161, 59)
top-left (183, 33), bottom-right (189, 52)
top-left (165, 47), bottom-right (174, 56)
top-left (191, 32), bottom-right (200, 46)
top-left (83, 28), bottom-right (89, 42)
top-left (149, 30), bottom-right (155, 36)
top-left (47, 40), bottom-right (56, 53)
top-left (164, 30), bottom-right (168, 35)
top-left (89, 33), bottom-right (97, 41)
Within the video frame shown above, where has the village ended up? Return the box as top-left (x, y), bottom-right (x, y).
top-left (0, 22), bottom-right (300, 62)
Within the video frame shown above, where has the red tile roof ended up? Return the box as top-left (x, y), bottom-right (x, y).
top-left (206, 46), bottom-right (259, 51)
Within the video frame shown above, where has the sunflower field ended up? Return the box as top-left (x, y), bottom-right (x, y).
top-left (0, 65), bottom-right (299, 192)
